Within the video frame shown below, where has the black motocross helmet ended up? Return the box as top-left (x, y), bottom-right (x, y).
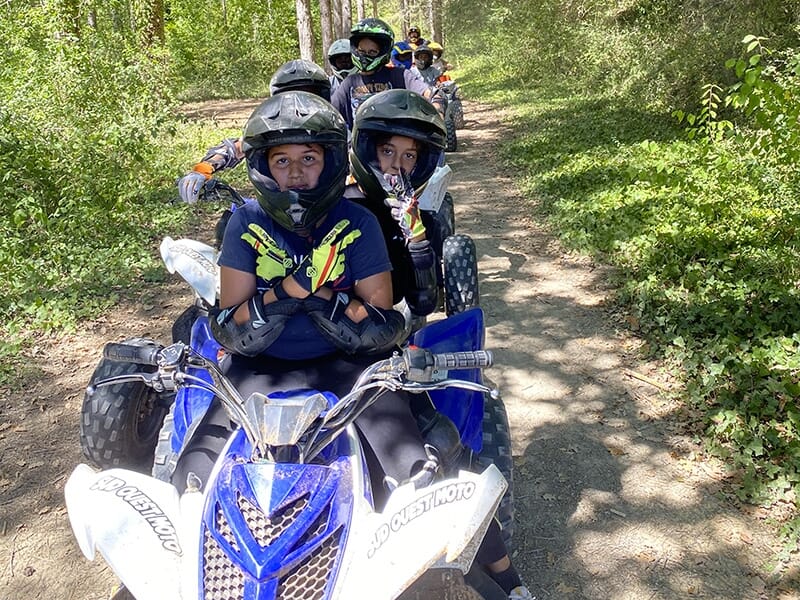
top-left (269, 59), bottom-right (331, 101)
top-left (350, 89), bottom-right (446, 200)
top-left (414, 45), bottom-right (434, 70)
top-left (350, 18), bottom-right (394, 73)
top-left (241, 92), bottom-right (348, 232)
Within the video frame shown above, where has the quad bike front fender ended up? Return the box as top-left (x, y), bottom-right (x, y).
top-left (65, 464), bottom-right (203, 600)
top-left (160, 236), bottom-right (218, 305)
top-left (333, 465), bottom-right (507, 599)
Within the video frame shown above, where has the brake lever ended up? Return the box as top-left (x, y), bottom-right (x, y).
top-left (86, 371), bottom-right (168, 395)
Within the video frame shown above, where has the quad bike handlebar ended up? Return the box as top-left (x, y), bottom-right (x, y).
top-left (90, 342), bottom-right (495, 462)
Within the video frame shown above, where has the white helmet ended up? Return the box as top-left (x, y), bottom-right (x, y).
top-left (327, 38), bottom-right (356, 80)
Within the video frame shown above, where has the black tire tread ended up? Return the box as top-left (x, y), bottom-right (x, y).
top-left (79, 337), bottom-right (169, 470)
top-left (445, 116), bottom-right (458, 152)
top-left (479, 383), bottom-right (515, 547)
top-left (442, 234), bottom-right (480, 316)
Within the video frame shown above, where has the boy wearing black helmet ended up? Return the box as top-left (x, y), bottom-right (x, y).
top-left (349, 89), bottom-right (445, 319)
top-left (174, 91), bottom-right (436, 506)
top-left (329, 17), bottom-right (446, 129)
top-left (411, 44), bottom-right (442, 85)
top-left (326, 38), bottom-right (355, 94)
top-left (349, 89), bottom-right (534, 600)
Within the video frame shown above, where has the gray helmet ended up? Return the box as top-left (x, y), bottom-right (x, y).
top-left (242, 92), bottom-right (348, 232)
top-left (350, 89), bottom-right (446, 200)
top-left (269, 59), bottom-right (331, 102)
top-left (414, 45), bottom-right (434, 70)
top-left (327, 38), bottom-right (356, 80)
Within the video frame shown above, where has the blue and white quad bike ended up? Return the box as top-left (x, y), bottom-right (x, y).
top-left (71, 179), bottom-right (514, 599)
top-left (67, 307), bottom-right (513, 598)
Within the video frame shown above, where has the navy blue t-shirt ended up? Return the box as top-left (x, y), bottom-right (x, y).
top-left (330, 66), bottom-right (430, 128)
top-left (218, 199), bottom-right (392, 360)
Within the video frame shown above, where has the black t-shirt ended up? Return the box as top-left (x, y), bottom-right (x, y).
top-left (344, 185), bottom-right (412, 305)
top-left (330, 67), bottom-right (430, 128)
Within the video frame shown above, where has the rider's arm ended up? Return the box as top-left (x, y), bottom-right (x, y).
top-left (404, 69), bottom-right (446, 115)
top-left (211, 266), bottom-right (302, 357)
top-left (305, 269), bottom-right (406, 356)
top-left (405, 240), bottom-right (438, 316)
top-left (195, 137), bottom-right (245, 175)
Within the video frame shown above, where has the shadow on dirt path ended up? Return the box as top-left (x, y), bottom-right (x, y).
top-left (450, 101), bottom-right (800, 599)
top-left (1, 97), bottom-right (798, 600)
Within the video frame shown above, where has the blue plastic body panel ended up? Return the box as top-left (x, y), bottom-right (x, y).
top-left (412, 307), bottom-right (486, 452)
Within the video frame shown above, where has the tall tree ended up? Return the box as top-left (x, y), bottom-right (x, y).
top-left (400, 0), bottom-right (410, 38)
top-left (59, 0), bottom-right (82, 38)
top-left (296, 0), bottom-right (315, 61)
top-left (341, 0), bottom-right (352, 38)
top-left (356, 0), bottom-right (366, 21)
top-left (372, 0), bottom-right (378, 18)
top-left (332, 0), bottom-right (345, 38)
top-left (320, 0), bottom-right (334, 69)
top-left (144, 0), bottom-right (165, 45)
top-left (428, 0), bottom-right (442, 44)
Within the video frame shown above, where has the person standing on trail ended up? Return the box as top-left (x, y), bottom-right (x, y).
top-left (329, 17), bottom-right (446, 130)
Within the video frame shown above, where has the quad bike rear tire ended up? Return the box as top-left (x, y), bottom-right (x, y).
top-left (450, 99), bottom-right (465, 129)
top-left (445, 115), bottom-right (458, 152)
top-left (478, 383), bottom-right (515, 547)
top-left (80, 337), bottom-right (172, 471)
top-left (443, 234), bottom-right (479, 316)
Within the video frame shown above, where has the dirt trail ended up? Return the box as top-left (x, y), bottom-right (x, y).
top-left (1, 99), bottom-right (798, 600)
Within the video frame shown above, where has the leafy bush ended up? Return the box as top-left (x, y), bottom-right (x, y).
top-left (469, 27), bottom-right (800, 550)
top-left (0, 6), bottom-right (189, 372)
top-left (166, 0), bottom-right (308, 100)
top-left (446, 0), bottom-right (800, 110)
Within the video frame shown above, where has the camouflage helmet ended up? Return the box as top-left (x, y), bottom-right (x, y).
top-left (349, 18), bottom-right (394, 73)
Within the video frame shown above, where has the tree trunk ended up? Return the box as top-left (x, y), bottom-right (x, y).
top-left (296, 0), bottom-right (315, 61)
top-left (372, 0), bottom-right (378, 18)
top-left (428, 0), bottom-right (442, 44)
top-left (320, 0), bottom-right (334, 70)
top-left (355, 0), bottom-right (365, 21)
top-left (341, 0), bottom-right (352, 38)
top-left (332, 0), bottom-right (344, 38)
top-left (144, 0), bottom-right (165, 45)
top-left (60, 0), bottom-right (81, 38)
top-left (400, 0), bottom-right (410, 39)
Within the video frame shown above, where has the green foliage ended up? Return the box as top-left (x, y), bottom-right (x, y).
top-left (165, 0), bottom-right (306, 100)
top-left (446, 0), bottom-right (800, 110)
top-left (0, 5), bottom-right (187, 359)
top-left (460, 19), bottom-right (800, 550)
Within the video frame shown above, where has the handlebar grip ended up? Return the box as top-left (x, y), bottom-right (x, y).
top-left (432, 350), bottom-right (493, 370)
top-left (103, 342), bottom-right (161, 366)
